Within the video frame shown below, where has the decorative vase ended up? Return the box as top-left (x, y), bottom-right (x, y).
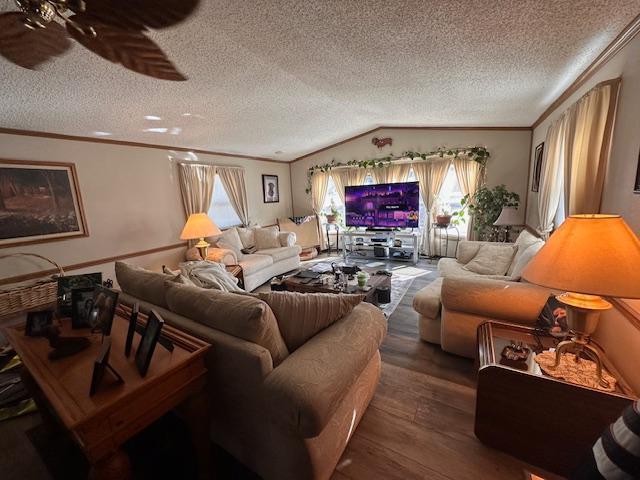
top-left (326, 215), bottom-right (336, 224)
top-left (436, 215), bottom-right (452, 227)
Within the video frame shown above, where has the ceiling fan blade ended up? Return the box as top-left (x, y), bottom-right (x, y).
top-left (0, 13), bottom-right (71, 69)
top-left (82, 0), bottom-right (200, 30)
top-left (66, 16), bottom-right (187, 81)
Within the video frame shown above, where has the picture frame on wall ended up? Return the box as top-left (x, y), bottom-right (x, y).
top-left (635, 147), bottom-right (640, 193)
top-left (0, 159), bottom-right (88, 247)
top-left (531, 143), bottom-right (544, 192)
top-left (262, 174), bottom-right (279, 203)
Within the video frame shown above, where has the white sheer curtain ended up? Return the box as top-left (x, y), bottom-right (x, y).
top-left (453, 158), bottom-right (483, 240)
top-left (372, 163), bottom-right (411, 184)
top-left (331, 167), bottom-right (369, 203)
top-left (310, 171), bottom-right (329, 250)
top-left (216, 166), bottom-right (250, 226)
top-left (412, 159), bottom-right (451, 255)
top-left (178, 163), bottom-right (216, 246)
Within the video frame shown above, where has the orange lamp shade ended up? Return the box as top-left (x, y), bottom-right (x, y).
top-left (521, 215), bottom-right (640, 299)
top-left (180, 213), bottom-right (221, 240)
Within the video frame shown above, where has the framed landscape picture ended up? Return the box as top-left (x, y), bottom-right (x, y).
top-left (262, 174), bottom-right (279, 203)
top-left (0, 160), bottom-right (88, 247)
top-left (531, 142), bottom-right (544, 192)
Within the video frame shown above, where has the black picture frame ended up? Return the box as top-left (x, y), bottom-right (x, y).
top-left (57, 273), bottom-right (102, 316)
top-left (635, 147), bottom-right (640, 193)
top-left (125, 302), bottom-right (139, 357)
top-left (262, 174), bottom-right (279, 203)
top-left (532, 142), bottom-right (544, 192)
top-left (135, 310), bottom-right (164, 377)
top-left (25, 310), bottom-right (53, 336)
top-left (89, 337), bottom-right (123, 396)
top-left (71, 287), bottom-right (96, 329)
top-left (91, 286), bottom-right (119, 336)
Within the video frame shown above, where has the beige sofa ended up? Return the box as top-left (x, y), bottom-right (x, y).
top-left (114, 262), bottom-right (386, 480)
top-left (203, 226), bottom-right (302, 292)
top-left (413, 230), bottom-right (550, 357)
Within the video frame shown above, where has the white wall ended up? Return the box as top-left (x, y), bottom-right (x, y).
top-left (0, 133), bottom-right (292, 283)
top-left (525, 32), bottom-right (640, 233)
top-left (290, 127), bottom-right (532, 220)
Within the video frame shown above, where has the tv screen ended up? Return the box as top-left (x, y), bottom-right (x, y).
top-left (345, 181), bottom-right (420, 228)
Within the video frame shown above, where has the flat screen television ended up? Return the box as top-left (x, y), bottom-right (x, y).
top-left (345, 181), bottom-right (420, 228)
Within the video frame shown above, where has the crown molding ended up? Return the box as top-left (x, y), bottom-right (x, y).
top-left (0, 127), bottom-right (284, 164)
top-left (531, 13), bottom-right (640, 130)
top-left (291, 125), bottom-right (532, 163)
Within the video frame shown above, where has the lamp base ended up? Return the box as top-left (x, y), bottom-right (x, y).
top-left (553, 292), bottom-right (612, 387)
top-left (194, 238), bottom-right (210, 260)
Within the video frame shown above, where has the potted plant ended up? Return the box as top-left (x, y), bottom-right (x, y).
top-left (457, 184), bottom-right (520, 240)
top-left (325, 199), bottom-right (341, 225)
top-left (436, 207), bottom-right (452, 227)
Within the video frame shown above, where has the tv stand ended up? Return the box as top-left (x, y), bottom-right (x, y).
top-left (343, 230), bottom-right (419, 264)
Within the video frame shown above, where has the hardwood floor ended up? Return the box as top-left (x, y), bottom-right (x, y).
top-left (330, 258), bottom-right (561, 480)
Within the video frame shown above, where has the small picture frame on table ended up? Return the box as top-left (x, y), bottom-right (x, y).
top-left (25, 310), bottom-right (53, 337)
top-left (262, 174), bottom-right (279, 203)
top-left (71, 287), bottom-right (96, 329)
top-left (89, 337), bottom-right (123, 396)
top-left (91, 286), bottom-right (119, 336)
top-left (57, 273), bottom-right (102, 316)
top-left (135, 310), bottom-right (164, 377)
top-left (125, 302), bottom-right (139, 357)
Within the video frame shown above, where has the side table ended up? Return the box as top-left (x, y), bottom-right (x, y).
top-left (475, 321), bottom-right (636, 477)
top-left (225, 264), bottom-right (244, 289)
top-left (3, 306), bottom-right (213, 480)
top-left (325, 223), bottom-right (340, 255)
top-left (431, 223), bottom-right (460, 258)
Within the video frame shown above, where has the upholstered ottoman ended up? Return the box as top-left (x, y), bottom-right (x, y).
top-left (412, 277), bottom-right (444, 344)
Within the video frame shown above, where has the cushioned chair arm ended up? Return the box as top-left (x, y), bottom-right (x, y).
top-left (205, 247), bottom-right (237, 265)
top-left (278, 231), bottom-right (297, 247)
top-left (263, 303), bottom-right (386, 438)
top-left (441, 277), bottom-right (550, 324)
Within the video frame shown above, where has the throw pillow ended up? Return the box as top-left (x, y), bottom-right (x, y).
top-left (254, 226), bottom-right (280, 250)
top-left (165, 281), bottom-right (289, 366)
top-left (236, 227), bottom-right (256, 249)
top-left (115, 261), bottom-right (172, 308)
top-left (463, 244), bottom-right (517, 276)
top-left (257, 291), bottom-right (363, 351)
top-left (215, 228), bottom-right (245, 260)
top-left (510, 241), bottom-right (544, 280)
top-left (457, 241), bottom-right (482, 264)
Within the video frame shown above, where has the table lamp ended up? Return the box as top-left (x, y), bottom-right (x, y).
top-left (493, 206), bottom-right (521, 242)
top-left (521, 215), bottom-right (640, 381)
top-left (180, 213), bottom-right (221, 259)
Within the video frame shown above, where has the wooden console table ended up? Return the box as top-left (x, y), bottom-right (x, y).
top-left (475, 321), bottom-right (637, 477)
top-left (3, 307), bottom-right (212, 480)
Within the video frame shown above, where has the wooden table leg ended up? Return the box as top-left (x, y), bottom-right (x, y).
top-left (89, 450), bottom-right (132, 480)
top-left (179, 388), bottom-right (214, 480)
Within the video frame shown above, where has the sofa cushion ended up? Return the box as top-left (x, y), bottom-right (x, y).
top-left (239, 254), bottom-right (274, 276)
top-left (438, 258), bottom-right (479, 278)
top-left (254, 226), bottom-right (281, 250)
top-left (510, 241), bottom-right (544, 279)
top-left (412, 277), bottom-right (444, 320)
top-left (463, 244), bottom-right (517, 276)
top-left (236, 226), bottom-right (256, 249)
top-left (256, 245), bottom-right (302, 263)
top-left (256, 291), bottom-right (363, 351)
top-left (115, 261), bottom-right (172, 308)
top-left (164, 281), bottom-right (289, 366)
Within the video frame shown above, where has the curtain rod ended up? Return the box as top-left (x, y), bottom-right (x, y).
top-left (178, 162), bottom-right (245, 171)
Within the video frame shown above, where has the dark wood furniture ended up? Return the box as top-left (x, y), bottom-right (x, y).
top-left (282, 267), bottom-right (391, 305)
top-left (225, 264), bottom-right (244, 288)
top-left (475, 321), bottom-right (637, 477)
top-left (3, 306), bottom-right (212, 480)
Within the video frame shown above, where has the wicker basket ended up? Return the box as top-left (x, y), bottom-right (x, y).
top-left (0, 253), bottom-right (64, 318)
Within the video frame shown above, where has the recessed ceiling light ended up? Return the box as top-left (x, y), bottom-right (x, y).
top-left (144, 115), bottom-right (162, 121)
top-left (144, 127), bottom-right (167, 133)
top-left (169, 127), bottom-right (182, 135)
top-left (181, 113), bottom-right (192, 117)
top-left (93, 131), bottom-right (112, 136)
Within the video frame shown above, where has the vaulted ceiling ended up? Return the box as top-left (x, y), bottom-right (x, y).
top-left (2, 0), bottom-right (640, 160)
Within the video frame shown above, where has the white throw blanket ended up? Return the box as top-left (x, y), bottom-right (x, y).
top-left (179, 261), bottom-right (243, 292)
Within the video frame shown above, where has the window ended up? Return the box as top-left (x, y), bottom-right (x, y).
top-left (208, 175), bottom-right (242, 228)
top-left (320, 175), bottom-right (345, 224)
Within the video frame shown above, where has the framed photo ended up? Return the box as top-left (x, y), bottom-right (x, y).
top-left (71, 287), bottom-right (96, 329)
top-left (262, 174), bottom-right (279, 203)
top-left (0, 160), bottom-right (88, 248)
top-left (531, 143), bottom-right (544, 192)
top-left (89, 337), bottom-right (123, 396)
top-left (125, 302), bottom-right (139, 357)
top-left (635, 148), bottom-right (640, 193)
top-left (25, 310), bottom-right (53, 336)
top-left (91, 286), bottom-right (119, 336)
top-left (57, 273), bottom-right (102, 316)
top-left (135, 310), bottom-right (164, 377)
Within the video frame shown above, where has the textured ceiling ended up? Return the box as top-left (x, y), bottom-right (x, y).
top-left (2, 0), bottom-right (640, 160)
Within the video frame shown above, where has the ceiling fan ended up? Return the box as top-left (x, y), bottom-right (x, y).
top-left (0, 0), bottom-right (199, 81)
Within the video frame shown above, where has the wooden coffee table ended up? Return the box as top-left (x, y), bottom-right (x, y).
top-left (282, 267), bottom-right (391, 305)
top-left (3, 306), bottom-right (212, 480)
